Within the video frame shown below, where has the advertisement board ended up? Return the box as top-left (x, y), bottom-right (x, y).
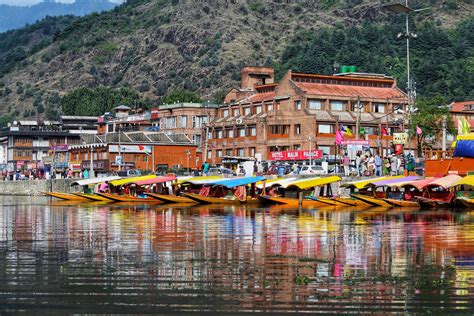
top-left (393, 133), bottom-right (408, 145)
top-left (109, 145), bottom-right (152, 154)
top-left (269, 150), bottom-right (323, 161)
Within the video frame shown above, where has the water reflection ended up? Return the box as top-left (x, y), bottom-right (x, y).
top-left (0, 197), bottom-right (473, 313)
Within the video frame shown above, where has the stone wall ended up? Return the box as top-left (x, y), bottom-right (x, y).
top-left (0, 179), bottom-right (80, 196)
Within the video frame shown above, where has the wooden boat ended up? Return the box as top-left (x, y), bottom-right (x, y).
top-left (333, 197), bottom-right (371, 207)
top-left (146, 193), bottom-right (196, 204)
top-left (382, 198), bottom-right (419, 208)
top-left (306, 196), bottom-right (341, 206)
top-left (350, 194), bottom-right (391, 207)
top-left (416, 196), bottom-right (453, 209)
top-left (74, 193), bottom-right (113, 202)
top-left (183, 193), bottom-right (259, 205)
top-left (96, 193), bottom-right (162, 203)
top-left (43, 191), bottom-right (90, 201)
top-left (454, 197), bottom-right (474, 208)
top-left (258, 195), bottom-right (336, 208)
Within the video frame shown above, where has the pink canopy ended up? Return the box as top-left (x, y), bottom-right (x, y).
top-left (132, 176), bottom-right (176, 186)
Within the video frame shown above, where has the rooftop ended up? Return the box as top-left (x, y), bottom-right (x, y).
top-left (450, 100), bottom-right (474, 113)
top-left (79, 131), bottom-right (196, 146)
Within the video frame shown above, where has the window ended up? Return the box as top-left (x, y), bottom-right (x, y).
top-left (237, 148), bottom-right (244, 157)
top-left (165, 116), bottom-right (176, 128)
top-left (330, 101), bottom-right (345, 111)
top-left (193, 135), bottom-right (202, 145)
top-left (227, 129), bottom-right (234, 138)
top-left (318, 124), bottom-right (333, 133)
top-left (270, 125), bottom-right (290, 135)
top-left (295, 124), bottom-right (301, 135)
top-left (238, 128), bottom-right (246, 137)
top-left (249, 126), bottom-right (257, 136)
top-left (192, 115), bottom-right (208, 128)
top-left (134, 155), bottom-right (140, 162)
top-left (207, 150), bottom-right (212, 159)
top-left (223, 109), bottom-right (229, 117)
top-left (180, 115), bottom-right (187, 128)
top-left (267, 104), bottom-right (273, 111)
top-left (217, 149), bottom-right (222, 158)
top-left (233, 108), bottom-right (240, 116)
top-left (364, 127), bottom-right (376, 135)
top-left (216, 130), bottom-right (223, 139)
top-left (319, 146), bottom-right (331, 155)
top-left (208, 131), bottom-right (212, 139)
top-left (226, 149), bottom-right (233, 156)
top-left (244, 107), bottom-right (251, 115)
top-left (101, 152), bottom-right (107, 159)
top-left (294, 100), bottom-right (301, 110)
top-left (372, 103), bottom-right (385, 113)
top-left (249, 147), bottom-right (256, 157)
top-left (351, 102), bottom-right (365, 112)
top-left (308, 99), bottom-right (324, 110)
top-left (293, 144), bottom-right (301, 150)
top-left (255, 105), bottom-right (263, 114)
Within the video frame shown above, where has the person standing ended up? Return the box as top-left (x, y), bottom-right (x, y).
top-left (83, 169), bottom-right (89, 179)
top-left (343, 154), bottom-right (351, 177)
top-left (202, 161), bottom-right (210, 175)
top-left (355, 153), bottom-right (362, 176)
top-left (374, 153), bottom-right (382, 176)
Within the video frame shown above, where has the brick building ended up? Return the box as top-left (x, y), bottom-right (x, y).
top-left (68, 131), bottom-right (198, 175)
top-left (204, 66), bottom-right (407, 165)
top-left (450, 100), bottom-right (474, 132)
top-left (150, 103), bottom-right (219, 147)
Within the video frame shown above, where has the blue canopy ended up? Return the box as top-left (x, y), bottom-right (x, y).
top-left (211, 176), bottom-right (266, 188)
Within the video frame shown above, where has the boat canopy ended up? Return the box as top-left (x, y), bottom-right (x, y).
top-left (341, 176), bottom-right (404, 189)
top-left (132, 175), bottom-right (177, 186)
top-left (285, 176), bottom-right (342, 190)
top-left (212, 176), bottom-right (266, 188)
top-left (177, 175), bottom-right (221, 184)
top-left (369, 176), bottom-right (420, 187)
top-left (423, 174), bottom-right (463, 189)
top-left (256, 177), bottom-right (297, 189)
top-left (71, 176), bottom-right (121, 186)
top-left (181, 178), bottom-right (224, 186)
top-left (110, 175), bottom-right (157, 187)
top-left (453, 175), bottom-right (474, 187)
top-left (387, 178), bottom-right (439, 190)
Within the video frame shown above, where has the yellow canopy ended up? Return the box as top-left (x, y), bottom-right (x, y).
top-left (285, 176), bottom-right (342, 190)
top-left (341, 175), bottom-right (404, 189)
top-left (177, 175), bottom-right (221, 184)
top-left (454, 175), bottom-right (474, 187)
top-left (255, 177), bottom-right (296, 189)
top-left (110, 174), bottom-right (157, 187)
top-left (456, 134), bottom-right (474, 141)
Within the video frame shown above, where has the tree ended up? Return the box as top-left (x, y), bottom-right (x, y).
top-left (410, 95), bottom-right (455, 157)
top-left (160, 88), bottom-right (202, 105)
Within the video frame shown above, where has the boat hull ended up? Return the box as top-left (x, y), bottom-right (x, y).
top-left (74, 193), bottom-right (113, 202)
top-left (350, 194), bottom-right (391, 207)
top-left (146, 193), bottom-right (196, 204)
top-left (96, 193), bottom-right (162, 203)
top-left (334, 197), bottom-right (370, 207)
top-left (258, 195), bottom-right (336, 208)
top-left (382, 198), bottom-right (419, 208)
top-left (183, 193), bottom-right (259, 205)
top-left (455, 197), bottom-right (474, 208)
top-left (43, 192), bottom-right (89, 201)
top-left (416, 196), bottom-right (452, 209)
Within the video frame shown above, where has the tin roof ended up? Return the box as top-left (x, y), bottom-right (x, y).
top-left (294, 82), bottom-right (406, 100)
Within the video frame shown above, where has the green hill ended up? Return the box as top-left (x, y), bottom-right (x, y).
top-left (0, 0), bottom-right (473, 119)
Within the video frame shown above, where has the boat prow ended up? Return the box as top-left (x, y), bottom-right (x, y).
top-left (455, 197), bottom-right (474, 208)
top-left (146, 193), bottom-right (197, 204)
top-left (183, 193), bottom-right (257, 205)
top-left (350, 194), bottom-right (391, 207)
top-left (382, 198), bottom-right (419, 208)
top-left (96, 193), bottom-right (162, 203)
top-left (74, 193), bottom-right (114, 202)
top-left (43, 192), bottom-right (89, 201)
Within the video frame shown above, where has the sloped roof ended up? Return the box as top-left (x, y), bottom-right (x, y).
top-left (295, 82), bottom-right (406, 100)
top-left (450, 101), bottom-right (474, 113)
top-left (241, 92), bottom-right (276, 104)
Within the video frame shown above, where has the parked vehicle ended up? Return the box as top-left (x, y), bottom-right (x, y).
top-left (207, 167), bottom-right (236, 176)
top-left (116, 169), bottom-right (142, 177)
top-left (299, 165), bottom-right (325, 175)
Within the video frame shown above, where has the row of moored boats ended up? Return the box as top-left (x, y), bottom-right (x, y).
top-left (44, 173), bottom-right (474, 209)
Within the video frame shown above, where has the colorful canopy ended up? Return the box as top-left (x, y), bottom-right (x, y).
top-left (341, 176), bottom-right (404, 189)
top-left (212, 176), bottom-right (266, 188)
top-left (110, 174), bottom-right (157, 187)
top-left (256, 177), bottom-right (297, 189)
top-left (423, 174), bottom-right (463, 189)
top-left (285, 176), bottom-right (342, 190)
top-left (387, 178), bottom-right (439, 190)
top-left (453, 175), bottom-right (474, 187)
top-left (177, 175), bottom-right (221, 184)
top-left (369, 176), bottom-right (420, 187)
top-left (181, 178), bottom-right (224, 186)
top-left (71, 176), bottom-right (121, 186)
top-left (132, 175), bottom-right (176, 186)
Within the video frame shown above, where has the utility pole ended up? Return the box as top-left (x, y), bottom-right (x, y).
top-left (90, 145), bottom-right (94, 178)
top-left (308, 136), bottom-right (312, 166)
top-left (442, 116), bottom-right (447, 158)
top-left (118, 131), bottom-right (122, 171)
top-left (355, 97), bottom-right (361, 140)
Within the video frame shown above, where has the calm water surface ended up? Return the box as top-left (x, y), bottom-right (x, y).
top-left (0, 197), bottom-right (473, 314)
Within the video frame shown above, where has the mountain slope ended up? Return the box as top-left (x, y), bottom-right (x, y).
top-left (0, 0), bottom-right (473, 119)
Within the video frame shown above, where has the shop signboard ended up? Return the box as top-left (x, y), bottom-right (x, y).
top-left (109, 145), bottom-right (152, 154)
top-left (49, 144), bottom-right (69, 152)
top-left (269, 150), bottom-right (323, 161)
top-left (81, 159), bottom-right (109, 171)
top-left (393, 133), bottom-right (408, 145)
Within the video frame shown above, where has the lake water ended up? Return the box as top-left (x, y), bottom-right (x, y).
top-left (0, 197), bottom-right (473, 314)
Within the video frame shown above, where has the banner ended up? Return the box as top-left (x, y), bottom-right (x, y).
top-left (393, 133), bottom-right (408, 145)
top-left (49, 144), bottom-right (69, 152)
top-left (269, 150), bottom-right (323, 161)
top-left (109, 145), bottom-right (152, 154)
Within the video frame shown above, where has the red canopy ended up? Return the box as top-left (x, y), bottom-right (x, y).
top-left (133, 176), bottom-right (176, 186)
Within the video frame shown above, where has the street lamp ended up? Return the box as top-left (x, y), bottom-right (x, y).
top-left (384, 1), bottom-right (423, 156)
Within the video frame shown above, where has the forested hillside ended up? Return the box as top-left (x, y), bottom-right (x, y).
top-left (0, 0), bottom-right (472, 120)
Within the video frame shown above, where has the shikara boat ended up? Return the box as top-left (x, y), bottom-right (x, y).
top-left (453, 196), bottom-right (474, 208)
top-left (185, 192), bottom-right (259, 205)
top-left (333, 197), bottom-right (370, 207)
top-left (146, 193), bottom-right (196, 204)
top-left (453, 175), bottom-right (474, 208)
top-left (415, 175), bottom-right (462, 209)
top-left (73, 193), bottom-right (113, 201)
top-left (350, 193), bottom-right (392, 207)
top-left (382, 198), bottom-right (419, 208)
top-left (381, 178), bottom-right (439, 208)
top-left (96, 193), bottom-right (162, 203)
top-left (70, 176), bottom-right (123, 201)
top-left (43, 191), bottom-right (90, 201)
top-left (258, 195), bottom-right (337, 208)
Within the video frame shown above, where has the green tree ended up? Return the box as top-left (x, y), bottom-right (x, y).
top-left (160, 88), bottom-right (202, 105)
top-left (410, 95), bottom-right (455, 157)
top-left (0, 113), bottom-right (12, 128)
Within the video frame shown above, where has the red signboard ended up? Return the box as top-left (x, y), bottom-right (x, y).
top-left (269, 150), bottom-right (323, 161)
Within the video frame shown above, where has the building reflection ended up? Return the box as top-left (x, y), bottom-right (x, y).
top-left (0, 202), bottom-right (473, 312)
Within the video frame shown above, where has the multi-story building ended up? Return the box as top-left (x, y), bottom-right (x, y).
top-left (150, 103), bottom-right (220, 147)
top-left (0, 116), bottom-right (97, 172)
top-left (204, 66), bottom-right (407, 166)
top-left (97, 105), bottom-right (153, 134)
top-left (450, 100), bottom-right (474, 132)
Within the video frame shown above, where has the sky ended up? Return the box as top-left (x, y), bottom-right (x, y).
top-left (0, 0), bottom-right (123, 6)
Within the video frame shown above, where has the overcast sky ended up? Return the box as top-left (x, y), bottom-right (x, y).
top-left (0, 0), bottom-right (123, 6)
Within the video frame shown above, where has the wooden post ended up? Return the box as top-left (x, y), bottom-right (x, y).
top-left (298, 191), bottom-right (303, 206)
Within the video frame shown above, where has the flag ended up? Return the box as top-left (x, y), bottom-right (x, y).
top-left (416, 125), bottom-right (422, 135)
top-left (359, 127), bottom-right (366, 135)
top-left (458, 118), bottom-right (464, 135)
top-left (336, 130), bottom-right (344, 145)
top-left (381, 127), bottom-right (389, 136)
top-left (345, 127), bottom-right (353, 136)
top-left (462, 116), bottom-right (471, 135)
